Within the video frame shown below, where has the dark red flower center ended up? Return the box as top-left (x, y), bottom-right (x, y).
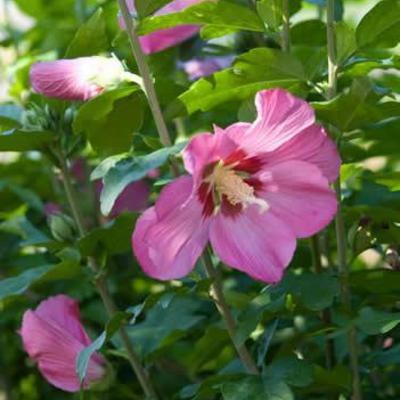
top-left (197, 150), bottom-right (265, 218)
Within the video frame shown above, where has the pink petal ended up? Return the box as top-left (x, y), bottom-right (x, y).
top-left (20, 296), bottom-right (105, 392)
top-left (111, 180), bottom-right (150, 216)
top-left (182, 131), bottom-right (238, 184)
top-left (263, 124), bottom-right (341, 183)
top-left (140, 25), bottom-right (200, 54)
top-left (44, 202), bottom-right (62, 217)
top-left (120, 0), bottom-right (203, 54)
top-left (132, 176), bottom-right (210, 280)
top-left (34, 295), bottom-right (92, 346)
top-left (240, 89), bottom-right (315, 153)
top-left (258, 160), bottom-right (337, 238)
top-left (30, 57), bottom-right (125, 101)
top-left (209, 206), bottom-right (296, 284)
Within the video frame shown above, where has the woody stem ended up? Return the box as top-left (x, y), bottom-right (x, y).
top-left (57, 152), bottom-right (158, 400)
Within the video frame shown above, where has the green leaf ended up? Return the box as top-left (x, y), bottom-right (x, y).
top-left (0, 104), bottom-right (23, 131)
top-left (0, 265), bottom-right (54, 302)
top-left (313, 78), bottom-right (400, 132)
top-left (0, 248), bottom-right (81, 301)
top-left (371, 172), bottom-right (400, 191)
top-left (138, 1), bottom-right (264, 35)
top-left (124, 296), bottom-right (204, 357)
top-left (351, 269), bottom-right (400, 295)
top-left (135, 0), bottom-right (171, 17)
top-left (77, 311), bottom-right (130, 383)
top-left (73, 85), bottom-right (143, 155)
top-left (96, 141), bottom-right (186, 215)
top-left (0, 216), bottom-right (49, 246)
top-left (336, 21), bottom-right (357, 64)
top-left (79, 213), bottom-right (137, 256)
top-left (282, 271), bottom-right (339, 311)
top-left (291, 20), bottom-right (326, 46)
top-left (356, 0), bottom-right (400, 49)
top-left (356, 307), bottom-right (400, 335)
top-left (264, 357), bottom-right (314, 388)
top-left (170, 48), bottom-right (306, 116)
top-left (313, 365), bottom-right (351, 391)
top-left (363, 118), bottom-right (400, 157)
top-left (0, 130), bottom-right (54, 152)
top-left (222, 377), bottom-right (294, 400)
top-left (65, 8), bottom-right (108, 58)
top-left (256, 0), bottom-right (301, 31)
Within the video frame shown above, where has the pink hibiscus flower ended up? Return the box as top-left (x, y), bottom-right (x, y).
top-left (120, 0), bottom-right (204, 54)
top-left (20, 295), bottom-right (106, 392)
top-left (30, 56), bottom-right (131, 101)
top-left (132, 89), bottom-right (340, 283)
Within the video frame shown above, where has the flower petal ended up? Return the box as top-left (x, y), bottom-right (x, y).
top-left (140, 25), bottom-right (200, 54)
top-left (30, 57), bottom-right (125, 101)
top-left (182, 131), bottom-right (238, 183)
top-left (258, 160), bottom-right (337, 238)
top-left (240, 89), bottom-right (315, 153)
top-left (209, 206), bottom-right (296, 283)
top-left (21, 306), bottom-right (104, 392)
top-left (263, 124), bottom-right (340, 183)
top-left (132, 176), bottom-right (210, 280)
top-left (120, 0), bottom-right (203, 54)
top-left (34, 295), bottom-right (92, 346)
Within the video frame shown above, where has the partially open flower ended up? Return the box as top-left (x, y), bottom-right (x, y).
top-left (181, 56), bottom-right (234, 80)
top-left (20, 295), bottom-right (106, 392)
top-left (30, 56), bottom-right (133, 101)
top-left (120, 0), bottom-right (204, 54)
top-left (132, 89), bottom-right (340, 283)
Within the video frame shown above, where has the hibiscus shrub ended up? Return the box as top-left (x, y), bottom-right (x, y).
top-left (1, 0), bottom-right (400, 399)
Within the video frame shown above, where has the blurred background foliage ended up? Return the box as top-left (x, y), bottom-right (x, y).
top-left (1, 0), bottom-right (400, 399)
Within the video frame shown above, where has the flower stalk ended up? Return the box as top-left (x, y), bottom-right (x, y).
top-left (118, 1), bottom-right (259, 375)
top-left (57, 153), bottom-right (159, 400)
top-left (326, 1), bottom-right (362, 398)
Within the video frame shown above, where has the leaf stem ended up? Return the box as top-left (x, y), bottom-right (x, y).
top-left (118, 2), bottom-right (259, 375)
top-left (57, 154), bottom-right (158, 400)
top-left (326, 1), bottom-right (362, 398)
top-left (202, 249), bottom-right (259, 375)
top-left (281, 0), bottom-right (291, 52)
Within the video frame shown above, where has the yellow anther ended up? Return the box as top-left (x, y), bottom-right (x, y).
top-left (205, 161), bottom-right (269, 213)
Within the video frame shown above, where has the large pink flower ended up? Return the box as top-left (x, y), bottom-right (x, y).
top-left (30, 56), bottom-right (130, 101)
top-left (20, 295), bottom-right (106, 392)
top-left (120, 0), bottom-right (203, 54)
top-left (132, 89), bottom-right (340, 283)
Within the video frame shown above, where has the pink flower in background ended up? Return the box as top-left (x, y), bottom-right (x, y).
top-left (20, 295), bottom-right (105, 392)
top-left (96, 180), bottom-right (151, 218)
top-left (120, 0), bottom-right (203, 54)
top-left (181, 56), bottom-right (234, 80)
top-left (30, 56), bottom-right (129, 101)
top-left (44, 202), bottom-right (62, 217)
top-left (133, 89), bottom-right (340, 283)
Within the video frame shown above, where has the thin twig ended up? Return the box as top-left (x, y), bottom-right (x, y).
top-left (281, 0), bottom-right (291, 52)
top-left (202, 249), bottom-right (259, 375)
